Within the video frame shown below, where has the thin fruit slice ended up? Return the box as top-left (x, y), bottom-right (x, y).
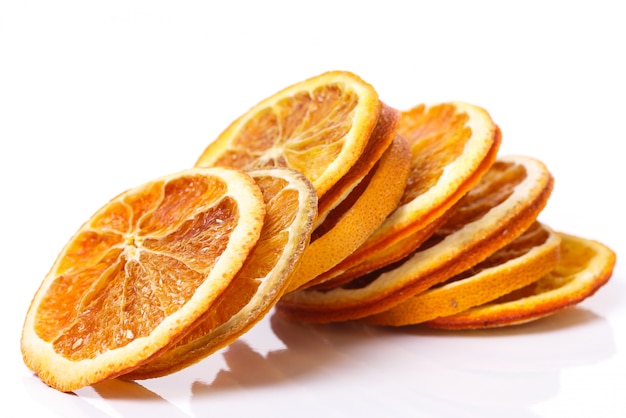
top-left (277, 155), bottom-right (553, 323)
top-left (311, 102), bottom-right (501, 288)
top-left (315, 102), bottom-right (400, 227)
top-left (364, 222), bottom-right (561, 326)
top-left (124, 168), bottom-right (317, 379)
top-left (285, 135), bottom-right (411, 292)
top-left (195, 70), bottom-right (382, 199)
top-left (425, 232), bottom-right (616, 329)
top-left (21, 167), bottom-right (266, 392)
top-left (310, 210), bottom-right (449, 291)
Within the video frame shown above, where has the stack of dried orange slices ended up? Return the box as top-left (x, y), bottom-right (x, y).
top-left (21, 70), bottom-right (616, 392)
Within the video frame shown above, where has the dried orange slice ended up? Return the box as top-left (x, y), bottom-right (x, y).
top-left (364, 222), bottom-right (561, 326)
top-left (425, 232), bottom-right (616, 329)
top-left (310, 102), bottom-right (501, 288)
top-left (314, 102), bottom-right (400, 227)
top-left (195, 70), bottom-right (382, 199)
top-left (124, 168), bottom-right (317, 379)
top-left (277, 155), bottom-right (553, 323)
top-left (310, 211), bottom-right (449, 291)
top-left (285, 135), bottom-right (411, 292)
top-left (21, 167), bottom-right (266, 392)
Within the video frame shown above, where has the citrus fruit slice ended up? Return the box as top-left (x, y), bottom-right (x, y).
top-left (364, 222), bottom-right (561, 326)
top-left (309, 211), bottom-right (450, 291)
top-left (124, 168), bottom-right (317, 379)
top-left (195, 70), bottom-right (382, 199)
top-left (425, 232), bottom-right (616, 329)
top-left (285, 135), bottom-right (412, 292)
top-left (277, 155), bottom-right (553, 323)
top-left (310, 102), bottom-right (501, 288)
top-left (314, 102), bottom-right (400, 227)
top-left (21, 167), bottom-right (266, 392)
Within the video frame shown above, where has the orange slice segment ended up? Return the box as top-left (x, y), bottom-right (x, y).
top-left (195, 70), bottom-right (382, 199)
top-left (277, 155), bottom-right (553, 323)
top-left (313, 102), bottom-right (501, 287)
top-left (425, 232), bottom-right (616, 329)
top-left (285, 135), bottom-right (411, 292)
top-left (314, 102), bottom-right (400, 227)
top-left (310, 209), bottom-right (450, 291)
top-left (364, 222), bottom-right (561, 326)
top-left (124, 168), bottom-right (317, 379)
top-left (21, 167), bottom-right (266, 392)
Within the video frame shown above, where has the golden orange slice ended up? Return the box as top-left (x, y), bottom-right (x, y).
top-left (364, 222), bottom-right (561, 326)
top-left (21, 167), bottom-right (266, 392)
top-left (124, 168), bottom-right (317, 379)
top-left (277, 155), bottom-right (553, 323)
top-left (310, 210), bottom-right (450, 291)
top-left (195, 70), bottom-right (383, 200)
top-left (284, 135), bottom-right (411, 292)
top-left (425, 232), bottom-right (616, 329)
top-left (314, 102), bottom-right (400, 227)
top-left (309, 102), bottom-right (501, 288)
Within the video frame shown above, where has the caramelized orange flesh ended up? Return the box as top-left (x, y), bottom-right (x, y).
top-left (426, 232), bottom-right (616, 329)
top-left (314, 103), bottom-right (500, 287)
top-left (344, 159), bottom-right (527, 292)
top-left (398, 103), bottom-right (471, 206)
top-left (493, 236), bottom-right (602, 303)
top-left (178, 174), bottom-right (299, 338)
top-left (211, 85), bottom-right (358, 184)
top-left (125, 168), bottom-right (317, 380)
top-left (441, 221), bottom-right (553, 284)
top-left (35, 175), bottom-right (239, 360)
top-left (362, 222), bottom-right (561, 326)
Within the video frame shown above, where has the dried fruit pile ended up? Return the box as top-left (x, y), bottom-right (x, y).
top-left (21, 71), bottom-right (616, 392)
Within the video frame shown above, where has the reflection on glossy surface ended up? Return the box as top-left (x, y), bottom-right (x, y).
top-left (186, 307), bottom-right (614, 417)
top-left (23, 376), bottom-right (111, 418)
top-left (20, 306), bottom-right (616, 418)
top-left (91, 380), bottom-right (190, 417)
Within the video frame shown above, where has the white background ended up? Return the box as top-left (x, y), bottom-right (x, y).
top-left (1, 1), bottom-right (624, 417)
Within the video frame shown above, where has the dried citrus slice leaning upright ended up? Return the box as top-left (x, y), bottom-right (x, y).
top-left (195, 70), bottom-right (382, 199)
top-left (307, 101), bottom-right (501, 289)
top-left (124, 168), bottom-right (318, 379)
top-left (364, 222), bottom-right (562, 326)
top-left (277, 155), bottom-right (554, 323)
top-left (285, 134), bottom-right (411, 292)
top-left (425, 232), bottom-right (616, 330)
top-left (21, 167), bottom-right (266, 392)
top-left (313, 102), bottom-right (401, 226)
top-left (194, 71), bottom-right (410, 291)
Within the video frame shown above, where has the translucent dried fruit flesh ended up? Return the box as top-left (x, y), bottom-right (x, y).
top-left (196, 71), bottom-right (381, 198)
top-left (399, 103), bottom-right (472, 205)
top-left (35, 176), bottom-right (238, 360)
top-left (22, 167), bottom-right (266, 391)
